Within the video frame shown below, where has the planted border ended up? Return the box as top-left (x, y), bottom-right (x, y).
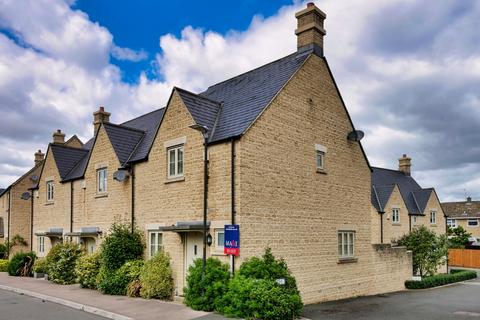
top-left (405, 270), bottom-right (477, 289)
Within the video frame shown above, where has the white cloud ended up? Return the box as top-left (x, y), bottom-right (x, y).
top-left (111, 45), bottom-right (148, 62)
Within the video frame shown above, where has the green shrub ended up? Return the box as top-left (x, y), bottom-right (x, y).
top-left (7, 252), bottom-right (36, 277)
top-left (46, 242), bottom-right (83, 284)
top-left (216, 248), bottom-right (303, 319)
top-left (447, 226), bottom-right (472, 248)
top-left (219, 276), bottom-right (303, 320)
top-left (0, 259), bottom-right (9, 272)
top-left (75, 252), bottom-right (101, 289)
top-left (100, 223), bottom-right (144, 271)
top-left (139, 251), bottom-right (174, 300)
top-left (0, 244), bottom-right (7, 259)
top-left (184, 258), bottom-right (230, 311)
top-left (33, 258), bottom-right (48, 274)
top-left (127, 279), bottom-right (142, 298)
top-left (97, 260), bottom-right (144, 295)
top-left (405, 270), bottom-right (477, 289)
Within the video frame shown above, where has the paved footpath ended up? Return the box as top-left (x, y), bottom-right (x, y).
top-left (0, 272), bottom-right (225, 320)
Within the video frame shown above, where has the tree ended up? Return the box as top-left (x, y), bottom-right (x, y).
top-left (397, 226), bottom-right (448, 277)
top-left (447, 226), bottom-right (471, 248)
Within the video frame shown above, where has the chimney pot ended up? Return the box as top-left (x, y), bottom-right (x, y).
top-left (398, 154), bottom-right (412, 176)
top-left (34, 149), bottom-right (45, 166)
top-left (295, 2), bottom-right (326, 56)
top-left (52, 129), bottom-right (65, 144)
top-left (467, 196), bottom-right (472, 203)
top-left (93, 106), bottom-right (111, 135)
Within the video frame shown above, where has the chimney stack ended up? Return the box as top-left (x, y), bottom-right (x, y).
top-left (34, 150), bottom-right (44, 166)
top-left (93, 106), bottom-right (111, 135)
top-left (398, 154), bottom-right (412, 176)
top-left (295, 2), bottom-right (326, 56)
top-left (467, 196), bottom-right (472, 203)
top-left (52, 129), bottom-right (65, 144)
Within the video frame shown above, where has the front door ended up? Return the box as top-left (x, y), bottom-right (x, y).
top-left (185, 232), bottom-right (203, 280)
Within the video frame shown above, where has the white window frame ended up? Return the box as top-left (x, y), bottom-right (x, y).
top-left (468, 219), bottom-right (479, 227)
top-left (447, 218), bottom-right (457, 228)
top-left (430, 211), bottom-right (437, 225)
top-left (338, 231), bottom-right (355, 259)
top-left (96, 168), bottom-right (108, 193)
top-left (148, 231), bottom-right (163, 258)
top-left (38, 236), bottom-right (45, 253)
top-left (315, 144), bottom-right (327, 171)
top-left (215, 228), bottom-right (225, 252)
top-left (167, 145), bottom-right (184, 178)
top-left (392, 208), bottom-right (400, 223)
top-left (46, 180), bottom-right (54, 202)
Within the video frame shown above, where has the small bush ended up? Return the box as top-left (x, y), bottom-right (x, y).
top-left (139, 251), bottom-right (174, 300)
top-left (216, 248), bottom-right (303, 319)
top-left (0, 259), bottom-right (9, 272)
top-left (127, 279), bottom-right (142, 297)
top-left (0, 244), bottom-right (7, 259)
top-left (184, 258), bottom-right (230, 311)
top-left (46, 242), bottom-right (83, 284)
top-left (75, 252), bottom-right (101, 289)
top-left (405, 270), bottom-right (477, 289)
top-left (33, 258), bottom-right (48, 274)
top-left (97, 260), bottom-right (144, 295)
top-left (100, 223), bottom-right (144, 271)
top-left (8, 252), bottom-right (36, 277)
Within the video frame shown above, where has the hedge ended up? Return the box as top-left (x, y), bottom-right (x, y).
top-left (8, 252), bottom-right (36, 276)
top-left (405, 270), bottom-right (477, 289)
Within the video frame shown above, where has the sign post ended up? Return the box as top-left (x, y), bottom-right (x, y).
top-left (224, 224), bottom-right (240, 256)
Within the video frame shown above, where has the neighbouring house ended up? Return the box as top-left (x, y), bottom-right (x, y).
top-left (371, 154), bottom-right (447, 244)
top-left (442, 197), bottom-right (480, 241)
top-left (0, 150), bottom-right (44, 253)
top-left (24, 3), bottom-right (415, 304)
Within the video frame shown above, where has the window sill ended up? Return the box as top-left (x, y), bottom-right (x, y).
top-left (392, 223), bottom-right (401, 226)
top-left (337, 257), bottom-right (358, 264)
top-left (430, 224), bottom-right (437, 227)
top-left (165, 176), bottom-right (185, 184)
top-left (316, 168), bottom-right (327, 175)
top-left (95, 193), bottom-right (108, 199)
top-left (45, 202), bottom-right (54, 206)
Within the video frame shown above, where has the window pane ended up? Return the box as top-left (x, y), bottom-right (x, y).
top-left (177, 148), bottom-right (183, 175)
top-left (169, 149), bottom-right (176, 176)
top-left (343, 233), bottom-right (348, 256)
top-left (349, 233), bottom-right (354, 256)
top-left (338, 233), bottom-right (342, 256)
top-left (316, 151), bottom-right (323, 169)
top-left (217, 231), bottom-right (225, 248)
top-left (157, 233), bottom-right (163, 247)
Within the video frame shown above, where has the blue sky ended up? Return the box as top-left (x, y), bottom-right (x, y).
top-left (0, 0), bottom-right (479, 201)
top-left (75, 0), bottom-right (293, 82)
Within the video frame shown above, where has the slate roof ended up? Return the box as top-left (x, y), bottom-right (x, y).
top-left (196, 51), bottom-right (310, 143)
top-left (0, 188), bottom-right (5, 197)
top-left (442, 200), bottom-right (480, 219)
top-left (372, 167), bottom-right (435, 215)
top-left (61, 108), bottom-right (165, 182)
top-left (50, 144), bottom-right (89, 180)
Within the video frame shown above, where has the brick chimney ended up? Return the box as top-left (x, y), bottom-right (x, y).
top-left (295, 2), bottom-right (326, 56)
top-left (398, 154), bottom-right (412, 176)
top-left (52, 129), bottom-right (65, 144)
top-left (93, 106), bottom-right (111, 135)
top-left (34, 150), bottom-right (44, 166)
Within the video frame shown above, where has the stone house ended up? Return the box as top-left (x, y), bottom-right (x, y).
top-left (25, 3), bottom-right (416, 304)
top-left (0, 150), bottom-right (44, 253)
top-left (442, 197), bottom-right (480, 240)
top-left (371, 155), bottom-right (447, 244)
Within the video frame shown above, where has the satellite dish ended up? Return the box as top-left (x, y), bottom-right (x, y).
top-left (30, 175), bottom-right (39, 182)
top-left (113, 170), bottom-right (130, 182)
top-left (20, 192), bottom-right (31, 200)
top-left (347, 130), bottom-right (365, 142)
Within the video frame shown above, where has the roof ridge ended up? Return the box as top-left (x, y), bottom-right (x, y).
top-left (175, 87), bottom-right (222, 105)
top-left (371, 166), bottom-right (403, 173)
top-left (202, 51), bottom-right (299, 92)
top-left (372, 185), bottom-right (383, 212)
top-left (411, 192), bottom-right (422, 214)
top-left (104, 122), bottom-right (145, 134)
top-left (50, 143), bottom-right (89, 152)
top-left (121, 107), bottom-right (165, 126)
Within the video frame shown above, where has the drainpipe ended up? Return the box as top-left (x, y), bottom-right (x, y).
top-left (202, 135), bottom-right (209, 274)
top-left (231, 139), bottom-right (236, 274)
top-left (70, 182), bottom-right (74, 233)
top-left (380, 212), bottom-right (384, 244)
top-left (131, 165), bottom-right (135, 233)
top-left (30, 190), bottom-right (34, 251)
top-left (7, 189), bottom-right (11, 241)
top-left (409, 215), bottom-right (412, 232)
